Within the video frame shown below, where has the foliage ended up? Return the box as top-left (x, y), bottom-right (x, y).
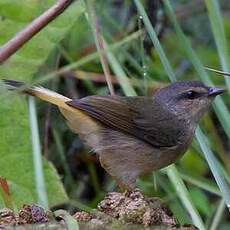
top-left (0, 0), bottom-right (229, 229)
top-left (0, 0), bottom-right (85, 208)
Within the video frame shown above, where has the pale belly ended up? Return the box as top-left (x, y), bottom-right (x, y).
top-left (82, 126), bottom-right (194, 189)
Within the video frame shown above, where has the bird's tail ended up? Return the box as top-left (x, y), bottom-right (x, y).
top-left (2, 79), bottom-right (71, 108)
top-left (1, 79), bottom-right (101, 137)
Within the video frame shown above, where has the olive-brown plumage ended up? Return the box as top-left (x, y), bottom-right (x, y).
top-left (2, 79), bottom-right (225, 190)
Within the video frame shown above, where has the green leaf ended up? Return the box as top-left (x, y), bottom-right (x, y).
top-left (205, 0), bottom-right (230, 88)
top-left (0, 0), bottom-right (85, 208)
top-left (0, 0), bottom-right (85, 80)
top-left (189, 187), bottom-right (211, 216)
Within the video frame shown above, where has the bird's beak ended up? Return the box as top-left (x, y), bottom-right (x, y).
top-left (208, 87), bottom-right (225, 97)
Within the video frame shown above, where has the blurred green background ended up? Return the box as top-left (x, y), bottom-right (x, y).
top-left (0, 0), bottom-right (229, 229)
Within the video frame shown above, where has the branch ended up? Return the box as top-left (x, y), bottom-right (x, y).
top-left (0, 0), bottom-right (73, 63)
top-left (86, 0), bottom-right (115, 96)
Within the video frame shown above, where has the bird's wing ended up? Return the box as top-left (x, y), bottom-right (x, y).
top-left (66, 96), bottom-right (181, 147)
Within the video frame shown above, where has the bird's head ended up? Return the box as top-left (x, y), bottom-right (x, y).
top-left (155, 80), bottom-right (225, 123)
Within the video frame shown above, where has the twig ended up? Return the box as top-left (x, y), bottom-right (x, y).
top-left (0, 0), bottom-right (73, 63)
top-left (205, 67), bottom-right (230, 77)
top-left (70, 70), bottom-right (166, 88)
top-left (86, 0), bottom-right (115, 96)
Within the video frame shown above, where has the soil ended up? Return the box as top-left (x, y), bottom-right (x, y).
top-left (0, 190), bottom-right (198, 230)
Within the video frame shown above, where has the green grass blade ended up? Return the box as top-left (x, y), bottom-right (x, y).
top-left (134, 0), bottom-right (205, 228)
top-left (209, 198), bottom-right (225, 230)
top-left (52, 129), bottom-right (75, 191)
top-left (163, 0), bottom-right (230, 210)
top-left (134, 0), bottom-right (176, 82)
top-left (30, 31), bottom-right (142, 87)
top-left (196, 128), bottom-right (230, 209)
top-left (177, 172), bottom-right (221, 196)
top-left (104, 39), bottom-right (137, 96)
top-left (86, 0), bottom-right (115, 95)
top-left (205, 0), bottom-right (230, 88)
top-left (166, 165), bottom-right (206, 230)
top-left (28, 97), bottom-right (48, 208)
top-left (163, 0), bottom-right (230, 139)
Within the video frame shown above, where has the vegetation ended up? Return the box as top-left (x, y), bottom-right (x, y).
top-left (0, 0), bottom-right (229, 229)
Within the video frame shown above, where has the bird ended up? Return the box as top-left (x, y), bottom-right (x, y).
top-left (2, 79), bottom-right (225, 190)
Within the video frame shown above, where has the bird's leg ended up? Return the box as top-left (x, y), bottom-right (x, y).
top-left (113, 178), bottom-right (141, 197)
top-left (113, 177), bottom-right (132, 192)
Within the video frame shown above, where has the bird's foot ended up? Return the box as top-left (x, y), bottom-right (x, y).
top-left (123, 188), bottom-right (143, 197)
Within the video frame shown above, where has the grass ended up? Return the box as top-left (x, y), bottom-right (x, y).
top-left (205, 0), bottom-right (230, 88)
top-left (163, 0), bottom-right (230, 209)
top-left (33, 0), bottom-right (230, 226)
top-left (0, 0), bottom-right (230, 228)
top-left (28, 97), bottom-right (48, 209)
top-left (134, 1), bottom-right (205, 228)
top-left (135, 0), bottom-right (230, 224)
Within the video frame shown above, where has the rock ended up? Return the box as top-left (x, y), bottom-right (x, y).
top-left (97, 189), bottom-right (177, 226)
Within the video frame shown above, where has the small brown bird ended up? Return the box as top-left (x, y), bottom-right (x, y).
top-left (2, 79), bottom-right (225, 190)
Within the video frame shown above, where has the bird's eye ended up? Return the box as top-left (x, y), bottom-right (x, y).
top-left (186, 91), bottom-right (196, 99)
